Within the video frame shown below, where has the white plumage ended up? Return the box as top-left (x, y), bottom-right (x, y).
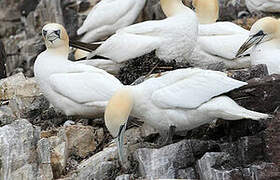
top-left (187, 0), bottom-right (251, 70)
top-left (88, 0), bottom-right (198, 63)
top-left (129, 68), bottom-right (268, 131)
top-left (34, 23), bottom-right (123, 117)
top-left (77, 0), bottom-right (146, 43)
top-left (105, 68), bottom-right (268, 163)
top-left (236, 17), bottom-right (280, 75)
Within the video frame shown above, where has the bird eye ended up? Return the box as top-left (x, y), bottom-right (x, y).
top-left (253, 30), bottom-right (265, 38)
top-left (54, 30), bottom-right (61, 38)
top-left (42, 30), bottom-right (47, 37)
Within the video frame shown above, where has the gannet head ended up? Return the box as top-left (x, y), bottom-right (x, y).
top-left (236, 17), bottom-right (280, 57)
top-left (42, 23), bottom-right (69, 49)
top-left (192, 0), bottom-right (219, 24)
top-left (104, 87), bottom-right (134, 164)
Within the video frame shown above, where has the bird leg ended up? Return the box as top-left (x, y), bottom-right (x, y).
top-left (153, 125), bottom-right (176, 148)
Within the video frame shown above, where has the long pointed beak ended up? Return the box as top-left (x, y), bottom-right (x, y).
top-left (116, 122), bottom-right (127, 164)
top-left (236, 33), bottom-right (266, 58)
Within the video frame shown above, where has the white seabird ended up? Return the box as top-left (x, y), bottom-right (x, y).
top-left (188, 0), bottom-right (251, 70)
top-left (104, 68), bottom-right (269, 163)
top-left (77, 0), bottom-right (147, 43)
top-left (34, 23), bottom-right (123, 117)
top-left (87, 0), bottom-right (198, 65)
top-left (236, 17), bottom-right (280, 75)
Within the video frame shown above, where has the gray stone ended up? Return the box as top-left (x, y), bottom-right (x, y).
top-left (0, 73), bottom-right (41, 101)
top-left (0, 106), bottom-right (16, 126)
top-left (37, 138), bottom-right (53, 180)
top-left (237, 136), bottom-right (264, 164)
top-left (69, 146), bottom-right (120, 180)
top-left (197, 152), bottom-right (242, 180)
top-left (26, 0), bottom-right (64, 38)
top-left (177, 167), bottom-right (198, 179)
top-left (0, 0), bottom-right (23, 38)
top-left (134, 139), bottom-right (218, 179)
top-left (263, 112), bottom-right (280, 168)
top-left (243, 162), bottom-right (280, 180)
top-left (115, 174), bottom-right (132, 180)
top-left (219, 0), bottom-right (249, 21)
top-left (0, 119), bottom-right (41, 180)
top-left (0, 40), bottom-right (6, 79)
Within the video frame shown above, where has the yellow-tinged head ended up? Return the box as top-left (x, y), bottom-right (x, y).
top-left (42, 23), bottom-right (69, 50)
top-left (105, 87), bottom-right (134, 164)
top-left (192, 0), bottom-right (219, 24)
top-left (105, 88), bottom-right (134, 138)
top-left (236, 17), bottom-right (280, 57)
top-left (250, 17), bottom-right (280, 39)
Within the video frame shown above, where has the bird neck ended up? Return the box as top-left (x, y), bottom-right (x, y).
top-left (105, 87), bottom-right (134, 138)
top-left (46, 45), bottom-right (69, 57)
top-left (160, 0), bottom-right (191, 17)
top-left (193, 0), bottom-right (219, 24)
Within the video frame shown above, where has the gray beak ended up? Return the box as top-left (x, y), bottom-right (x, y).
top-left (236, 30), bottom-right (266, 58)
top-left (116, 122), bottom-right (127, 165)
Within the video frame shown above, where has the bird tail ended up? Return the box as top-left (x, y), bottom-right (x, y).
top-left (205, 96), bottom-right (269, 121)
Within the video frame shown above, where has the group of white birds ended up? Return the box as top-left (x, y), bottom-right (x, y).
top-left (34, 0), bottom-right (279, 164)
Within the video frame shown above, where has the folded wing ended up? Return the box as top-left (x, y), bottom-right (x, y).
top-left (150, 68), bottom-right (247, 109)
top-left (49, 65), bottom-right (123, 106)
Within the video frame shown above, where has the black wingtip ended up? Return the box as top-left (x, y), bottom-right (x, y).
top-left (69, 39), bottom-right (101, 52)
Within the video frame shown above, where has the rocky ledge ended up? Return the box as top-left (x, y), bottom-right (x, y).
top-left (0, 65), bottom-right (280, 180)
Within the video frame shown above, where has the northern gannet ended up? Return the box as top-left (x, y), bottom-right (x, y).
top-left (34, 23), bottom-right (123, 117)
top-left (87, 0), bottom-right (198, 64)
top-left (77, 0), bottom-right (147, 43)
top-left (246, 0), bottom-right (280, 14)
top-left (188, 0), bottom-right (251, 70)
top-left (104, 68), bottom-right (268, 163)
top-left (236, 17), bottom-right (280, 75)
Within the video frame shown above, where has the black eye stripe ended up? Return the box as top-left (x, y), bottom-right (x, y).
top-left (42, 30), bottom-right (47, 37)
top-left (54, 30), bottom-right (61, 38)
top-left (253, 30), bottom-right (265, 38)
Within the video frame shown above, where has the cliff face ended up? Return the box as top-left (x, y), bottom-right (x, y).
top-left (0, 0), bottom-right (280, 180)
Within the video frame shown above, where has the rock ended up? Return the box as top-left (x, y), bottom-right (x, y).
top-left (237, 136), bottom-right (264, 164)
top-left (245, 0), bottom-right (280, 14)
top-left (37, 138), bottom-right (54, 180)
top-left (0, 0), bottom-right (23, 38)
top-left (19, 0), bottom-right (40, 17)
top-left (69, 146), bottom-right (120, 180)
top-left (219, 0), bottom-right (249, 21)
top-left (115, 174), bottom-right (133, 180)
top-left (243, 162), bottom-right (280, 180)
top-left (0, 73), bottom-right (40, 100)
top-left (3, 32), bottom-right (26, 75)
top-left (26, 0), bottom-right (64, 38)
top-left (141, 0), bottom-right (165, 22)
top-left (263, 113), bottom-right (280, 167)
top-left (64, 125), bottom-right (104, 158)
top-left (0, 40), bottom-right (6, 79)
top-left (134, 139), bottom-right (218, 179)
top-left (0, 119), bottom-right (41, 180)
top-left (197, 152), bottom-right (242, 180)
top-left (227, 64), bottom-right (269, 82)
top-left (0, 105), bottom-right (17, 126)
top-left (228, 74), bottom-right (280, 113)
top-left (62, 0), bottom-right (80, 38)
top-left (119, 51), bottom-right (190, 85)
top-left (48, 134), bottom-right (68, 179)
